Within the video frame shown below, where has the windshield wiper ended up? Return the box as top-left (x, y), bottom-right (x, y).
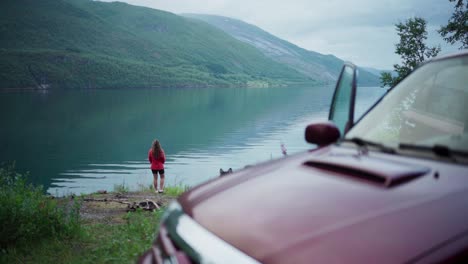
top-left (341, 137), bottom-right (396, 154)
top-left (398, 143), bottom-right (468, 159)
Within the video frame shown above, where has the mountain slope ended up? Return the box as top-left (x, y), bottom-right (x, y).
top-left (0, 0), bottom-right (313, 89)
top-left (184, 14), bottom-right (381, 86)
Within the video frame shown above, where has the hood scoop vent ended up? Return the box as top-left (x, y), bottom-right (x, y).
top-left (304, 154), bottom-right (430, 188)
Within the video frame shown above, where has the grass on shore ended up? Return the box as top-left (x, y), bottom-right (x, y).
top-left (1, 165), bottom-right (187, 263)
top-left (2, 209), bottom-right (164, 264)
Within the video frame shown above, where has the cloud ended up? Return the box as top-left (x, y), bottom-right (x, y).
top-left (98, 0), bottom-right (458, 69)
top-left (289, 25), bottom-right (400, 69)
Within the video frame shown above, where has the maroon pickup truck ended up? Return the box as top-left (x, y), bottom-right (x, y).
top-left (139, 50), bottom-right (468, 264)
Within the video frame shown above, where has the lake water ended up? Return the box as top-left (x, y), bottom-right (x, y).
top-left (0, 86), bottom-right (385, 196)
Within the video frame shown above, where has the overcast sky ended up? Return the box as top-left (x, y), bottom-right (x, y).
top-left (99, 0), bottom-right (460, 69)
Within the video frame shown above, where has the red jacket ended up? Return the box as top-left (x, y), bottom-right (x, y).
top-left (148, 149), bottom-right (166, 170)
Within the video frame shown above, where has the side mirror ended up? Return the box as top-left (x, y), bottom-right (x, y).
top-left (305, 122), bottom-right (341, 147)
top-left (329, 63), bottom-right (357, 136)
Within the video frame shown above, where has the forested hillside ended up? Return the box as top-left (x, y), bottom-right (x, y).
top-left (0, 0), bottom-right (313, 89)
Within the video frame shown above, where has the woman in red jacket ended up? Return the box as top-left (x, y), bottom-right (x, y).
top-left (148, 139), bottom-right (166, 193)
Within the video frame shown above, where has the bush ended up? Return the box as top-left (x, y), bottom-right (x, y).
top-left (0, 164), bottom-right (81, 249)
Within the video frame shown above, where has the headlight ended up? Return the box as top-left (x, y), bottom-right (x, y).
top-left (161, 200), bottom-right (183, 223)
top-left (160, 201), bottom-right (261, 264)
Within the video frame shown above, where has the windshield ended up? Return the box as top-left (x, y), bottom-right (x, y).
top-left (347, 54), bottom-right (468, 153)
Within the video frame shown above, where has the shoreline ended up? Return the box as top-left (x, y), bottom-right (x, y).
top-left (73, 187), bottom-right (182, 224)
top-left (0, 81), bottom-right (320, 92)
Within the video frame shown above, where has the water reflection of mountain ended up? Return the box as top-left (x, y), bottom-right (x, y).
top-left (1, 86), bottom-right (385, 194)
top-left (0, 86), bottom-right (333, 191)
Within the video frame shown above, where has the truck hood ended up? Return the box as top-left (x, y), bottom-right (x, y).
top-left (178, 146), bottom-right (468, 264)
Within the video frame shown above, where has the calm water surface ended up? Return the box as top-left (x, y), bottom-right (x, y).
top-left (0, 86), bottom-right (385, 195)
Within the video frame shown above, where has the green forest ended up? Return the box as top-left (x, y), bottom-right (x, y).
top-left (0, 0), bottom-right (317, 89)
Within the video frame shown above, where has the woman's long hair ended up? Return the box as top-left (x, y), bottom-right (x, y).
top-left (152, 140), bottom-right (162, 159)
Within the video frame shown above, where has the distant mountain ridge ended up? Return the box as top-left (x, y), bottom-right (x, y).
top-left (184, 14), bottom-right (381, 86)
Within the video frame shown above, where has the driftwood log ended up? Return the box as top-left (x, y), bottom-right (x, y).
top-left (82, 197), bottom-right (128, 203)
top-left (126, 200), bottom-right (161, 212)
top-left (82, 197), bottom-right (162, 212)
